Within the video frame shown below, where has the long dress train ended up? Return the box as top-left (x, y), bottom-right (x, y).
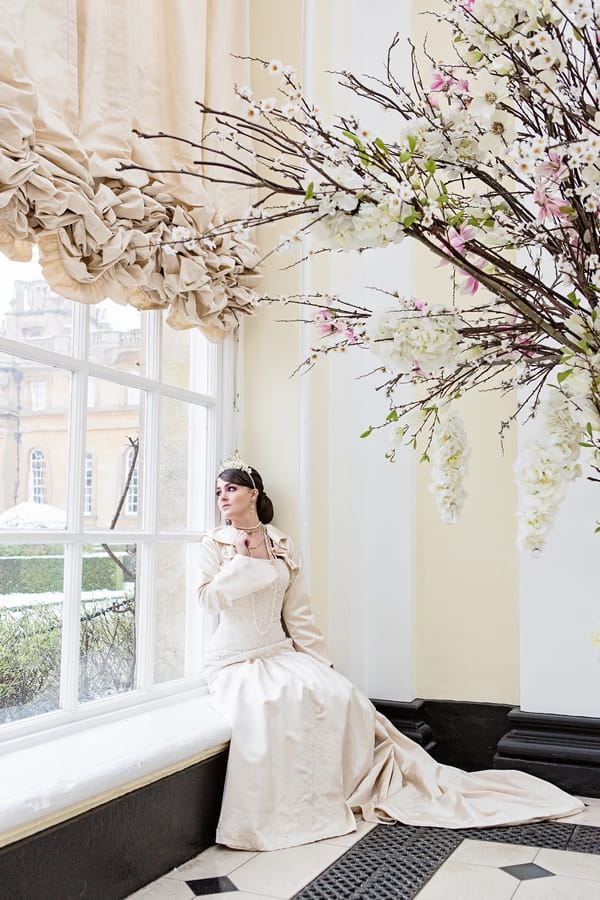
top-left (198, 525), bottom-right (584, 852)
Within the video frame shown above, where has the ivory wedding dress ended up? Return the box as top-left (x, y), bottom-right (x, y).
top-left (198, 524), bottom-right (584, 852)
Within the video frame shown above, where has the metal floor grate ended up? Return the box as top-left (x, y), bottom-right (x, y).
top-left (292, 820), bottom-right (599, 900)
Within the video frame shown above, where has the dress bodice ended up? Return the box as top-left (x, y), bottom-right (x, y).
top-left (205, 557), bottom-right (291, 666)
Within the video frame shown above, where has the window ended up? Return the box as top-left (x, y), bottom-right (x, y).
top-left (30, 380), bottom-right (47, 410)
top-left (125, 446), bottom-right (139, 516)
top-left (29, 449), bottom-right (47, 503)
top-left (0, 267), bottom-right (231, 737)
top-left (83, 452), bottom-right (93, 516)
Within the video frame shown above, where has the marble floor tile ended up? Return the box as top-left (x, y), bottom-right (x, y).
top-left (231, 841), bottom-right (346, 898)
top-left (535, 847), bottom-right (600, 881)
top-left (188, 892), bottom-right (280, 900)
top-left (414, 861), bottom-right (517, 900)
top-left (169, 845), bottom-right (258, 880)
top-left (126, 875), bottom-right (194, 899)
top-left (560, 803), bottom-right (600, 827)
top-left (318, 816), bottom-right (376, 847)
top-left (448, 838), bottom-right (538, 867)
top-left (514, 874), bottom-right (600, 899)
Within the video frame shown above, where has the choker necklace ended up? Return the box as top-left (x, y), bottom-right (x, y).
top-left (234, 522), bottom-right (262, 533)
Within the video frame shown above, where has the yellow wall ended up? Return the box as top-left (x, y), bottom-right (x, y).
top-left (243, 0), bottom-right (521, 702)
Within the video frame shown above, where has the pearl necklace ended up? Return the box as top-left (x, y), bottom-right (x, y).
top-left (235, 523), bottom-right (276, 561)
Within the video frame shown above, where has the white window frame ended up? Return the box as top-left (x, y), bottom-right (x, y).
top-left (29, 448), bottom-right (47, 504)
top-left (0, 301), bottom-right (236, 747)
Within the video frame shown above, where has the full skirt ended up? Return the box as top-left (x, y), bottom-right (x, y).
top-left (207, 643), bottom-right (584, 851)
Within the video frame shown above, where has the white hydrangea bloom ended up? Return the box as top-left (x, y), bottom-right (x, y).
top-left (365, 305), bottom-right (461, 374)
top-left (515, 389), bottom-right (584, 554)
top-left (430, 411), bottom-right (470, 524)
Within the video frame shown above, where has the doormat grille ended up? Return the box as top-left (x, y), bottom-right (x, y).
top-left (292, 821), bottom-right (599, 900)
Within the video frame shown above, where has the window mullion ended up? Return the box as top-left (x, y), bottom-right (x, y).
top-left (135, 311), bottom-right (161, 690)
top-left (59, 304), bottom-right (89, 712)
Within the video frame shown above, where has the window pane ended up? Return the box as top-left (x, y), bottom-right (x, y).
top-left (85, 377), bottom-right (143, 530)
top-left (158, 399), bottom-right (208, 531)
top-left (0, 543), bottom-right (63, 724)
top-left (1, 274), bottom-right (74, 356)
top-left (154, 542), bottom-right (193, 683)
top-left (79, 542), bottom-right (137, 703)
top-left (0, 353), bottom-right (69, 528)
top-left (88, 298), bottom-right (143, 372)
top-left (162, 319), bottom-right (216, 395)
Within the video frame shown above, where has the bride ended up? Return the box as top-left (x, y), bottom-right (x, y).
top-left (197, 455), bottom-right (584, 852)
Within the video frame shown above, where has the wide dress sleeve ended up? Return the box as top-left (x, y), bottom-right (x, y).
top-left (280, 542), bottom-right (334, 669)
top-left (197, 534), bottom-right (277, 614)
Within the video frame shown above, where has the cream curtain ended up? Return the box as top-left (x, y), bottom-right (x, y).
top-left (0, 0), bottom-right (261, 340)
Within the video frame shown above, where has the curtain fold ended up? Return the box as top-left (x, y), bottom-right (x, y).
top-left (0, 0), bottom-right (260, 340)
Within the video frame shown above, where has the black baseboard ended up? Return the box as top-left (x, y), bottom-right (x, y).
top-left (0, 748), bottom-right (228, 900)
top-left (371, 699), bottom-right (436, 754)
top-left (494, 708), bottom-right (600, 798)
top-left (372, 698), bottom-right (600, 798)
top-left (372, 697), bottom-right (513, 772)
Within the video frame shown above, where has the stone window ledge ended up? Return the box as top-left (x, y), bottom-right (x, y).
top-left (0, 689), bottom-right (231, 848)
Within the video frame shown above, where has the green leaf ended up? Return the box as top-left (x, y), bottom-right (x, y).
top-left (399, 150), bottom-right (413, 163)
top-left (342, 130), bottom-right (363, 148)
top-left (420, 452), bottom-right (430, 463)
top-left (360, 426), bottom-right (373, 438)
top-left (386, 409), bottom-right (399, 422)
top-left (374, 137), bottom-right (388, 155)
top-left (557, 368), bottom-right (573, 383)
top-left (304, 181), bottom-right (314, 200)
top-left (402, 211), bottom-right (420, 227)
top-left (586, 422), bottom-right (594, 437)
top-left (407, 134), bottom-right (418, 152)
top-left (359, 149), bottom-right (370, 166)
top-left (425, 157), bottom-right (436, 174)
top-left (567, 291), bottom-right (580, 307)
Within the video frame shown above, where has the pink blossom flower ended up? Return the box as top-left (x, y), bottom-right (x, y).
top-left (427, 93), bottom-right (441, 109)
top-left (535, 151), bottom-right (568, 184)
top-left (448, 223), bottom-right (475, 254)
top-left (460, 270), bottom-right (480, 294)
top-left (463, 0), bottom-right (475, 10)
top-left (430, 71), bottom-right (448, 92)
top-left (414, 298), bottom-right (427, 310)
top-left (533, 185), bottom-right (567, 222)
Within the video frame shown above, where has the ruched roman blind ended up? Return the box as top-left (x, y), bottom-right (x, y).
top-left (0, 0), bottom-right (260, 340)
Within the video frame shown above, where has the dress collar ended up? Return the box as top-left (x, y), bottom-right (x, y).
top-left (206, 523), bottom-right (298, 571)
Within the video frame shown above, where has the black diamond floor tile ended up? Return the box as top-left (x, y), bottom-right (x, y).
top-left (186, 875), bottom-right (238, 895)
top-left (500, 862), bottom-right (555, 881)
top-left (292, 821), bottom-right (600, 900)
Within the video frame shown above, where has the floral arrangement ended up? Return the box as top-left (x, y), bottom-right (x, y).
top-left (133, 0), bottom-right (600, 551)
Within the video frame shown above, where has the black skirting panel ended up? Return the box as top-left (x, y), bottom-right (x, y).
top-left (373, 698), bottom-right (600, 797)
top-left (0, 748), bottom-right (228, 900)
top-left (495, 707), bottom-right (600, 797)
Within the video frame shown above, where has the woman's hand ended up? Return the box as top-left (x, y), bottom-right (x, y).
top-left (234, 531), bottom-right (250, 556)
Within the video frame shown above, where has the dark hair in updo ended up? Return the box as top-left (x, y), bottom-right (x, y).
top-left (217, 466), bottom-right (274, 524)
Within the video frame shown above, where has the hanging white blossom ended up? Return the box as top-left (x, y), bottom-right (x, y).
top-left (429, 411), bottom-right (470, 525)
top-left (516, 390), bottom-right (584, 554)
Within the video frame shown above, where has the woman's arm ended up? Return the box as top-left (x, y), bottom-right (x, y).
top-left (197, 536), bottom-right (277, 613)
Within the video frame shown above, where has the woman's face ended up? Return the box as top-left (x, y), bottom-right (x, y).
top-left (216, 477), bottom-right (257, 522)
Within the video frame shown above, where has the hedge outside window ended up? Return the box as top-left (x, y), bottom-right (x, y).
top-left (0, 255), bottom-right (225, 733)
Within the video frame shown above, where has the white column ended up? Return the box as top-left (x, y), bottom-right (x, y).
top-left (519, 472), bottom-right (600, 717)
top-left (323, 0), bottom-right (417, 699)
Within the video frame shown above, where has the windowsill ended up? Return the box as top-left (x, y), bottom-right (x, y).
top-left (0, 689), bottom-right (231, 848)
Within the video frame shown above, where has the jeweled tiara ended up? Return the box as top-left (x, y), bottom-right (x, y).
top-left (219, 451), bottom-right (256, 488)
